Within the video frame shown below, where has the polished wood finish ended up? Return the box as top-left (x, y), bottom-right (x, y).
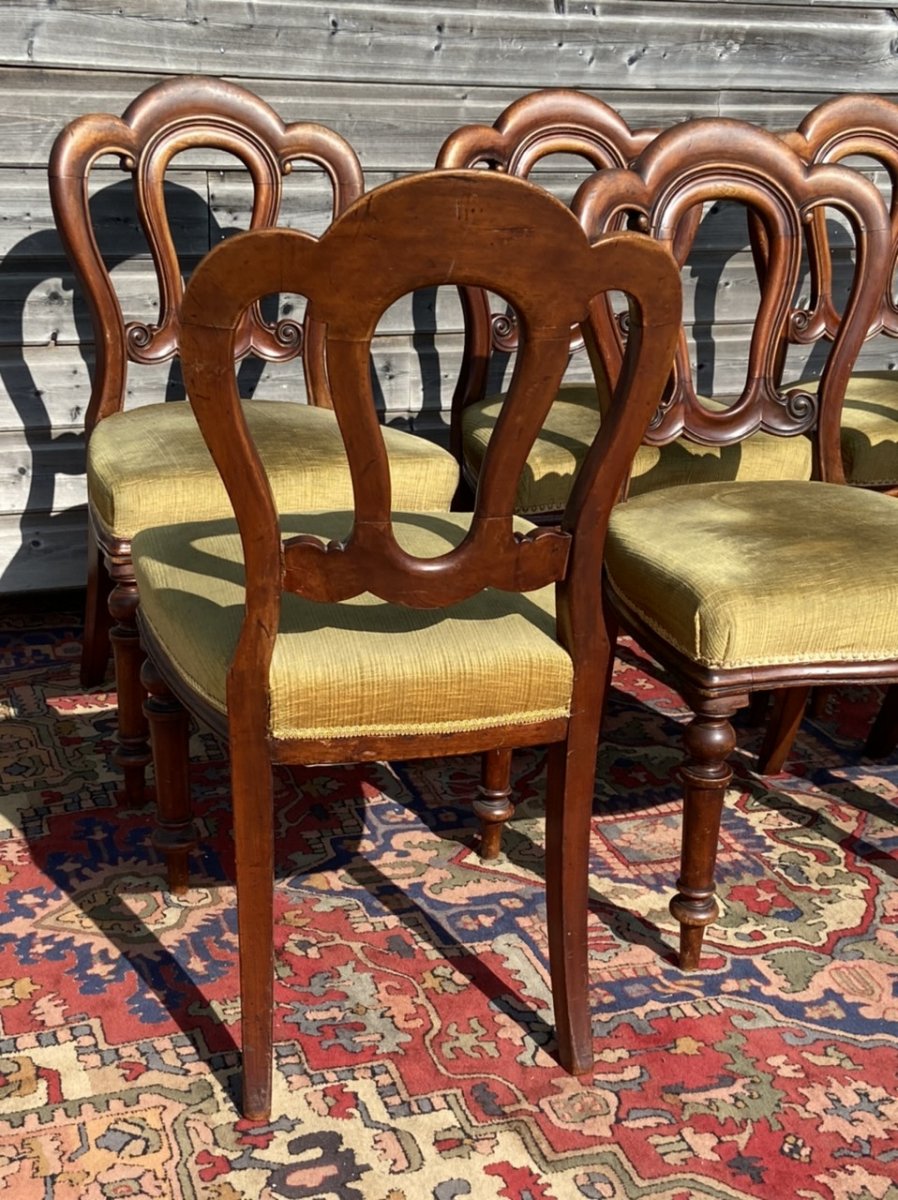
top-left (136, 168), bottom-right (681, 1119)
top-left (572, 117), bottom-right (895, 969)
top-left (757, 685), bottom-right (811, 775)
top-left (757, 95), bottom-right (898, 769)
top-left (48, 76), bottom-right (365, 803)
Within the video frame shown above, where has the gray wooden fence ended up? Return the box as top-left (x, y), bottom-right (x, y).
top-left (2, 0), bottom-right (896, 593)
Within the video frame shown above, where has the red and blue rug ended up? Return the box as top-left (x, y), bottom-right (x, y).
top-left (1, 596), bottom-right (897, 1198)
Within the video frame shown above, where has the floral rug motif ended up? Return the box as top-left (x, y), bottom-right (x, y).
top-left (1, 598), bottom-right (897, 1198)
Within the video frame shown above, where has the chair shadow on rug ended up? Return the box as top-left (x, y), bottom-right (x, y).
top-left (387, 752), bottom-right (676, 964)
top-left (19, 767), bottom-right (244, 1103)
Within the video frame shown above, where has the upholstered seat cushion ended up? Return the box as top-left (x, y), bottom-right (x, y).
top-left (462, 383), bottom-right (813, 516)
top-left (132, 511), bottom-right (573, 741)
top-left (605, 479), bottom-right (898, 670)
top-left (88, 400), bottom-right (460, 540)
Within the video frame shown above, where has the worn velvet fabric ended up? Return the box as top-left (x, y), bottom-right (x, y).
top-left (89, 400), bottom-right (460, 539)
top-left (132, 511), bottom-right (573, 741)
top-left (605, 479), bottom-right (898, 669)
top-left (462, 383), bottom-right (813, 516)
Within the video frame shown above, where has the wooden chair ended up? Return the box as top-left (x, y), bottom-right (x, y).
top-left (48, 76), bottom-right (459, 805)
top-left (755, 95), bottom-right (898, 770)
top-left (130, 168), bottom-right (681, 1118)
top-left (436, 90), bottom-right (807, 526)
top-left (571, 117), bottom-right (896, 971)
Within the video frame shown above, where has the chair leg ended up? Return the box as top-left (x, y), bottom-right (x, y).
top-left (474, 747), bottom-right (513, 860)
top-left (544, 737), bottom-right (594, 1077)
top-left (670, 699), bottom-right (740, 972)
top-left (80, 535), bottom-right (113, 686)
top-left (108, 569), bottom-right (152, 804)
top-left (141, 657), bottom-right (195, 895)
top-left (756, 685), bottom-right (810, 775)
top-left (231, 738), bottom-right (275, 1121)
top-left (865, 683), bottom-right (898, 759)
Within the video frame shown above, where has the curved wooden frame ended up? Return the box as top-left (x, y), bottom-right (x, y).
top-left (137, 168), bottom-right (682, 1119)
top-left (435, 90), bottom-right (661, 477)
top-left (574, 117), bottom-right (887, 474)
top-left (786, 93), bottom-right (898, 344)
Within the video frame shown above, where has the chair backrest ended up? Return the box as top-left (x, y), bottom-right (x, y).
top-left (435, 90), bottom-right (664, 456)
top-left (178, 169), bottom-right (681, 696)
top-left (784, 94), bottom-right (898, 344)
top-left (48, 75), bottom-right (365, 433)
top-left (572, 117), bottom-right (892, 483)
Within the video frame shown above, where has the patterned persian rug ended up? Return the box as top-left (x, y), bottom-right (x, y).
top-left (1, 594), bottom-right (897, 1199)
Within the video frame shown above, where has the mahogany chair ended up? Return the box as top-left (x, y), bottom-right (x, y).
top-left (129, 169), bottom-right (681, 1118)
top-left (49, 76), bottom-right (459, 805)
top-left (436, 90), bottom-right (808, 526)
top-left (571, 117), bottom-right (896, 972)
top-left (754, 95), bottom-right (898, 770)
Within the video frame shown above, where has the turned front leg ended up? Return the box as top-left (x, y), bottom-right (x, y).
top-left (670, 702), bottom-right (739, 971)
top-left (141, 657), bottom-right (195, 895)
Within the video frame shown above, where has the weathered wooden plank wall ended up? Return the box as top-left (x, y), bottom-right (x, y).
top-left (2, 0), bottom-right (897, 592)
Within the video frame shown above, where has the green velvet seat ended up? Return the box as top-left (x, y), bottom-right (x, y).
top-left (841, 375), bottom-right (898, 489)
top-left (462, 384), bottom-right (814, 517)
top-left (606, 480), bottom-right (898, 670)
top-left (133, 511), bottom-right (571, 741)
top-left (89, 401), bottom-right (459, 541)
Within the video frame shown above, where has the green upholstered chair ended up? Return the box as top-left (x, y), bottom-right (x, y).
top-left (436, 90), bottom-right (814, 523)
top-left (129, 169), bottom-right (681, 1118)
top-left (571, 117), bottom-right (898, 973)
top-left (49, 77), bottom-right (458, 805)
top-left (753, 95), bottom-right (898, 770)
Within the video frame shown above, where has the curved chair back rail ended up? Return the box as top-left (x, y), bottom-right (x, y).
top-left (572, 116), bottom-right (892, 477)
top-left (179, 170), bottom-right (681, 628)
top-left (136, 166), bottom-right (681, 1118)
top-left (782, 93), bottom-right (898, 344)
top-left (48, 74), bottom-right (365, 431)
